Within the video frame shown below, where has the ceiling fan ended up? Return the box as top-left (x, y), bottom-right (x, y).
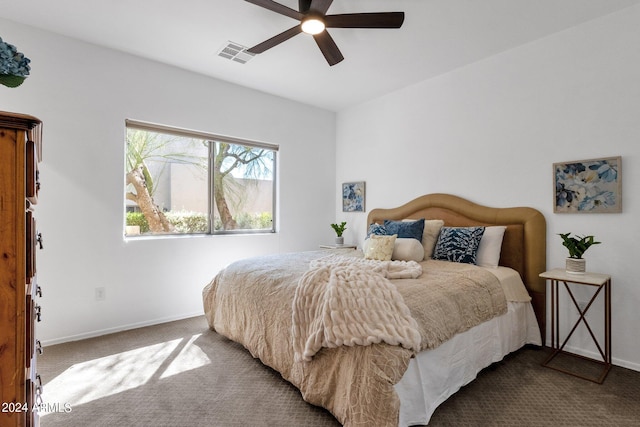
top-left (245, 0), bottom-right (405, 66)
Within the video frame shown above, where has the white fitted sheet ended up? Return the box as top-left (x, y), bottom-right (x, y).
top-left (395, 300), bottom-right (541, 426)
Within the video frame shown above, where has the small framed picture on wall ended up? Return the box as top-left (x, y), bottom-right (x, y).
top-left (554, 156), bottom-right (621, 213)
top-left (342, 182), bottom-right (365, 212)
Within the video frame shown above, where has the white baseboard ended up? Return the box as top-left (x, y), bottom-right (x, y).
top-left (40, 311), bottom-right (205, 347)
top-left (563, 344), bottom-right (640, 373)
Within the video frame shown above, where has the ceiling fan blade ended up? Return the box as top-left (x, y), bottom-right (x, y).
top-left (309, 0), bottom-right (333, 14)
top-left (245, 0), bottom-right (304, 21)
top-left (313, 31), bottom-right (344, 66)
top-left (247, 26), bottom-right (303, 54)
top-left (325, 12), bottom-right (405, 29)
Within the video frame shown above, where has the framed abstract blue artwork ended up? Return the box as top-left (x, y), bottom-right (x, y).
top-left (554, 156), bottom-right (621, 213)
top-left (342, 182), bottom-right (365, 212)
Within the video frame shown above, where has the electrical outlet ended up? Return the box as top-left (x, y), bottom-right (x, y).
top-left (95, 287), bottom-right (106, 301)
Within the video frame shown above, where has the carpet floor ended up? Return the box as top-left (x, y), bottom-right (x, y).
top-left (38, 316), bottom-right (640, 426)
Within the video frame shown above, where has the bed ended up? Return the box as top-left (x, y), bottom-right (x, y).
top-left (203, 193), bottom-right (546, 426)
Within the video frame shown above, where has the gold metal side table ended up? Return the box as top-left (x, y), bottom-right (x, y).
top-left (540, 269), bottom-right (611, 384)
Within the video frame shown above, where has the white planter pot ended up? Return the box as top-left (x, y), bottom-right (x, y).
top-left (566, 257), bottom-right (586, 274)
top-left (335, 236), bottom-right (344, 246)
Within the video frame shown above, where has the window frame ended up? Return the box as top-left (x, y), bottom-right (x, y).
top-left (125, 119), bottom-right (278, 237)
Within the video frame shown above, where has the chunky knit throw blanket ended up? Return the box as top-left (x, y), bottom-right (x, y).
top-left (292, 255), bottom-right (422, 362)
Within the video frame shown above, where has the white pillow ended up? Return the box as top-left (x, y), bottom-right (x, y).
top-left (476, 226), bottom-right (507, 268)
top-left (364, 234), bottom-right (397, 261)
top-left (421, 219), bottom-right (445, 260)
top-left (392, 238), bottom-right (425, 262)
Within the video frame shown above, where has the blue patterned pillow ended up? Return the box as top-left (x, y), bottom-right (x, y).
top-left (366, 223), bottom-right (388, 237)
top-left (432, 226), bottom-right (486, 264)
top-left (383, 218), bottom-right (425, 241)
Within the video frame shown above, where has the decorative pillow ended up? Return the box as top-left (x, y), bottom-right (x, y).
top-left (476, 226), bottom-right (507, 268)
top-left (392, 238), bottom-right (425, 262)
top-left (433, 226), bottom-right (486, 264)
top-left (366, 223), bottom-right (387, 237)
top-left (364, 234), bottom-right (397, 261)
top-left (421, 219), bottom-right (445, 260)
top-left (383, 218), bottom-right (425, 241)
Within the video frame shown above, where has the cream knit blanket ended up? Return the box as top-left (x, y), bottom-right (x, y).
top-left (292, 255), bottom-right (422, 362)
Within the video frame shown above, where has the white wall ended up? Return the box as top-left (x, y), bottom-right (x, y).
top-left (336, 6), bottom-right (640, 371)
top-left (0, 19), bottom-right (336, 344)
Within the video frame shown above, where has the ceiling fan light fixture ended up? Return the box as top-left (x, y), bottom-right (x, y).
top-left (301, 18), bottom-right (325, 35)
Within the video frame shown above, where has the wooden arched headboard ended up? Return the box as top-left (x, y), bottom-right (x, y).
top-left (367, 193), bottom-right (547, 338)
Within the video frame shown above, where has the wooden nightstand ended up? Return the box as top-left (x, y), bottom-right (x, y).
top-left (540, 269), bottom-right (611, 383)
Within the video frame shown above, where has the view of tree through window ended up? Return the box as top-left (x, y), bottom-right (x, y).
top-left (124, 121), bottom-right (277, 236)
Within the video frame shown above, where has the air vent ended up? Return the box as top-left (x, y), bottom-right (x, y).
top-left (217, 41), bottom-right (255, 64)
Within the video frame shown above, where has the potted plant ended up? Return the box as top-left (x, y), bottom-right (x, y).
top-left (331, 221), bottom-right (347, 246)
top-left (558, 232), bottom-right (601, 274)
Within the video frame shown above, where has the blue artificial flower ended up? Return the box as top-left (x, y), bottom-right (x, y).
top-left (0, 36), bottom-right (31, 87)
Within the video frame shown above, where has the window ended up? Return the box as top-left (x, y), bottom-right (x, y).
top-left (124, 120), bottom-right (277, 237)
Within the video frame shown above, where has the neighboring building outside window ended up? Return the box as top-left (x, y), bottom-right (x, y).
top-left (124, 120), bottom-right (277, 237)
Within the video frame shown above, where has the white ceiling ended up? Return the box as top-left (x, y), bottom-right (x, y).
top-left (2, 0), bottom-right (639, 111)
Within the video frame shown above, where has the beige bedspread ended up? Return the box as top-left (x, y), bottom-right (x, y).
top-left (202, 250), bottom-right (507, 426)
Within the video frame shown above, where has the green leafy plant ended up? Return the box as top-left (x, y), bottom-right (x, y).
top-left (165, 211), bottom-right (209, 233)
top-left (330, 221), bottom-right (347, 237)
top-left (126, 212), bottom-right (150, 233)
top-left (558, 233), bottom-right (601, 259)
